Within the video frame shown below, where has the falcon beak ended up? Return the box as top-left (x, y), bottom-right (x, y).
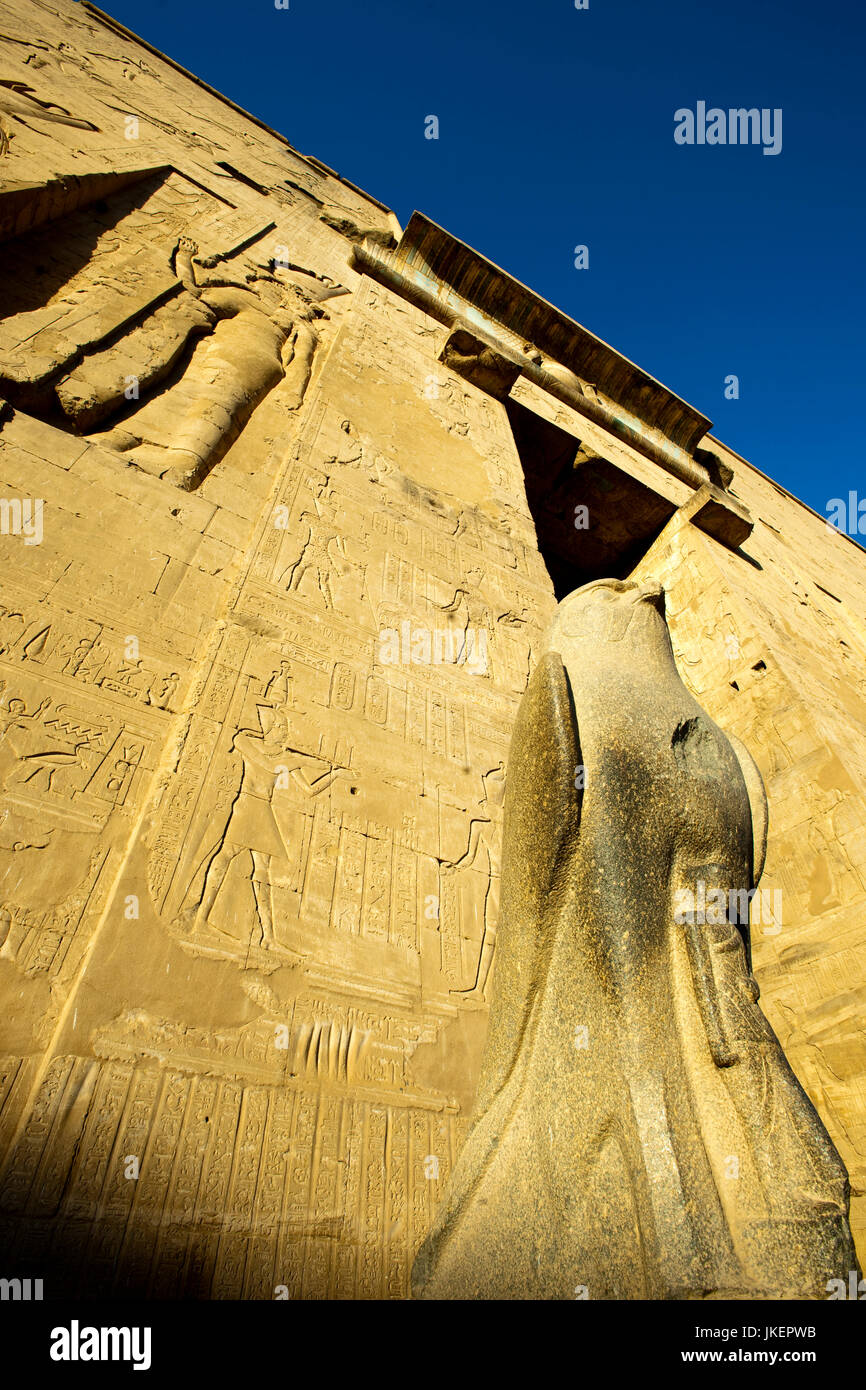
top-left (635, 583), bottom-right (665, 614)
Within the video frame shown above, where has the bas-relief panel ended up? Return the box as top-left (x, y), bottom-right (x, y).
top-left (0, 603), bottom-right (166, 1033)
top-left (143, 387), bottom-right (529, 1000)
top-left (0, 167), bottom-right (358, 498)
top-left (0, 279), bottom-right (543, 1293)
top-left (0, 0), bottom-right (534, 1300)
top-left (0, 1047), bottom-right (466, 1298)
top-left (0, 0), bottom-right (394, 244)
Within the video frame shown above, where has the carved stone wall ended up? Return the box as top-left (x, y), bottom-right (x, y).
top-left (0, 0), bottom-right (863, 1296)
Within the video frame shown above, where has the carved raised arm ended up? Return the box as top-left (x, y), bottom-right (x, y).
top-left (174, 237), bottom-right (203, 295)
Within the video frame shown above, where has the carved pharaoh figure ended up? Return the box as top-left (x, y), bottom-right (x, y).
top-left (91, 239), bottom-right (318, 490)
top-left (183, 701), bottom-right (346, 954)
top-left (412, 578), bottom-right (858, 1299)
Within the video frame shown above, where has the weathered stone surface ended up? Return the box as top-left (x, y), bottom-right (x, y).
top-left (413, 580), bottom-right (858, 1299)
top-left (0, 0), bottom-right (863, 1302)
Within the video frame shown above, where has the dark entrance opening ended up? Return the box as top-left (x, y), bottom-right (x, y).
top-left (504, 398), bottom-right (678, 599)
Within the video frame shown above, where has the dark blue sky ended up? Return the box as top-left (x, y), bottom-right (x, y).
top-left (96, 0), bottom-right (864, 522)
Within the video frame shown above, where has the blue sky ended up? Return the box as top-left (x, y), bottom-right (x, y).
top-left (96, 0), bottom-right (864, 523)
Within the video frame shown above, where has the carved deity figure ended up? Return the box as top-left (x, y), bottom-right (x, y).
top-left (413, 578), bottom-right (858, 1299)
top-left (92, 238), bottom-right (317, 489)
top-left (445, 761), bottom-right (505, 1003)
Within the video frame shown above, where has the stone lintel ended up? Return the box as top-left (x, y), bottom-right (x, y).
top-left (352, 222), bottom-right (713, 492)
top-left (398, 213), bottom-right (712, 449)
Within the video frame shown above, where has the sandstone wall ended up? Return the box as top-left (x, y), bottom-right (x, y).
top-left (0, 0), bottom-right (862, 1296)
